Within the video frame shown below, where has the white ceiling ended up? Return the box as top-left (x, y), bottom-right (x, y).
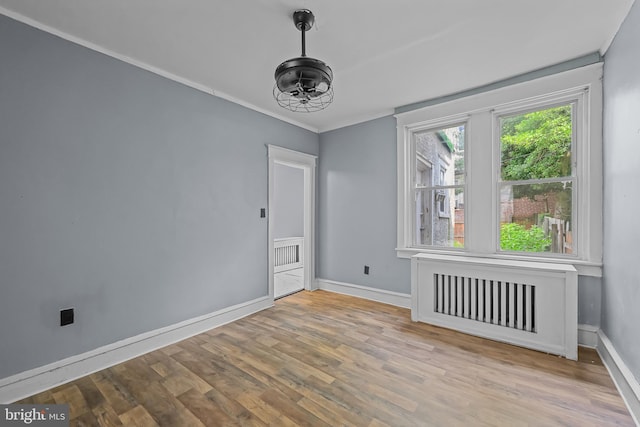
top-left (0, 1), bottom-right (635, 132)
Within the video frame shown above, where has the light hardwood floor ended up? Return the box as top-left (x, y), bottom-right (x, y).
top-left (18, 290), bottom-right (634, 426)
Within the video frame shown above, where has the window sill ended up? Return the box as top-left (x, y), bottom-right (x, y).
top-left (396, 247), bottom-right (602, 277)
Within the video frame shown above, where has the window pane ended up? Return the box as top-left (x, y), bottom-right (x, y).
top-left (499, 181), bottom-right (572, 254)
top-left (415, 125), bottom-right (464, 187)
top-left (500, 105), bottom-right (572, 181)
top-left (415, 188), bottom-right (464, 248)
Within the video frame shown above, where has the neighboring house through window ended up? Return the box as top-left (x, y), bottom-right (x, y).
top-left (412, 125), bottom-right (465, 248)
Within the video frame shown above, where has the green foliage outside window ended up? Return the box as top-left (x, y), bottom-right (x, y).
top-left (501, 105), bottom-right (572, 182)
top-left (500, 223), bottom-right (551, 252)
top-left (499, 105), bottom-right (572, 252)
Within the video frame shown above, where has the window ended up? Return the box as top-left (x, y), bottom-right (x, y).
top-left (498, 104), bottom-right (574, 254)
top-left (396, 64), bottom-right (603, 276)
top-left (412, 125), bottom-right (465, 248)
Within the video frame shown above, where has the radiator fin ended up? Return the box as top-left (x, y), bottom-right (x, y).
top-left (433, 273), bottom-right (536, 333)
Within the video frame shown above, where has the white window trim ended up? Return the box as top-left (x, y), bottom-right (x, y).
top-left (395, 64), bottom-right (603, 277)
top-left (492, 94), bottom-right (581, 259)
top-left (402, 115), bottom-right (469, 250)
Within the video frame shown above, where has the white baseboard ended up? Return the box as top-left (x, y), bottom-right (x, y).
top-left (316, 278), bottom-right (411, 308)
top-left (0, 296), bottom-right (273, 404)
top-left (577, 324), bottom-right (599, 348)
top-left (597, 330), bottom-right (640, 426)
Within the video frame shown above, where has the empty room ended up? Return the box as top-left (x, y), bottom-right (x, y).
top-left (1, 1), bottom-right (639, 426)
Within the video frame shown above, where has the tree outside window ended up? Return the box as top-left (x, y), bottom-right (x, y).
top-left (499, 105), bottom-right (574, 254)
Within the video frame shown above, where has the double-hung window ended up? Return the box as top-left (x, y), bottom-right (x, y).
top-left (396, 64), bottom-right (603, 276)
top-left (412, 124), bottom-right (465, 248)
top-left (497, 104), bottom-right (575, 255)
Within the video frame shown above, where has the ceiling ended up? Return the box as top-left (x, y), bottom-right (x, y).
top-left (0, 1), bottom-right (635, 133)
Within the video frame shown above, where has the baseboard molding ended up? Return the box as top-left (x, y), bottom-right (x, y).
top-left (597, 330), bottom-right (640, 425)
top-left (578, 324), bottom-right (599, 348)
top-left (0, 296), bottom-right (273, 404)
top-left (316, 278), bottom-right (411, 309)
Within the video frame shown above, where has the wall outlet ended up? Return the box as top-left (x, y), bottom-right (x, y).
top-left (60, 308), bottom-right (74, 326)
top-left (260, 208), bottom-right (266, 218)
top-left (364, 265), bottom-right (370, 275)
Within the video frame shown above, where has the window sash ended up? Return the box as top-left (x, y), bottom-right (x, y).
top-left (499, 176), bottom-right (574, 186)
top-left (410, 123), bottom-right (466, 249)
top-left (413, 186), bottom-right (464, 248)
top-left (416, 184), bottom-right (461, 190)
top-left (495, 102), bottom-right (578, 256)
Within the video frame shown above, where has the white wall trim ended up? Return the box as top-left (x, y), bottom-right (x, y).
top-left (597, 330), bottom-right (640, 425)
top-left (316, 278), bottom-right (411, 309)
top-left (0, 296), bottom-right (272, 404)
top-left (0, 6), bottom-right (318, 134)
top-left (267, 145), bottom-right (318, 164)
top-left (578, 324), bottom-right (599, 348)
top-left (396, 248), bottom-right (602, 277)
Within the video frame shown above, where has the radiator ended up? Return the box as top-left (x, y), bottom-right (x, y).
top-left (274, 237), bottom-right (304, 273)
top-left (411, 253), bottom-right (578, 359)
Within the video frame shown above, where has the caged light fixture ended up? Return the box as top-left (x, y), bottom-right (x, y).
top-left (273, 9), bottom-right (333, 112)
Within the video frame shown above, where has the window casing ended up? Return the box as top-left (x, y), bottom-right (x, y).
top-left (396, 64), bottom-right (603, 276)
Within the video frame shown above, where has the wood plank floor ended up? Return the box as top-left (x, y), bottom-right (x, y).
top-left (18, 290), bottom-right (634, 426)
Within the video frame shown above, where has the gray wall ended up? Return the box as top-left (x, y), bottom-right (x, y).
top-left (0, 15), bottom-right (318, 378)
top-left (273, 164), bottom-right (303, 239)
top-left (578, 276), bottom-right (601, 327)
top-left (318, 116), bottom-right (411, 294)
top-left (602, 0), bottom-right (640, 382)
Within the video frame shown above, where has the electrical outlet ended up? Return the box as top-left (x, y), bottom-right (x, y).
top-left (60, 308), bottom-right (74, 326)
top-left (260, 208), bottom-right (266, 218)
top-left (364, 265), bottom-right (370, 275)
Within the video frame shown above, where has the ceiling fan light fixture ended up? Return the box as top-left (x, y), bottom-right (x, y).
top-left (273, 9), bottom-right (333, 113)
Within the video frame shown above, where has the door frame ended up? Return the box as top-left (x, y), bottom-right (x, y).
top-left (267, 145), bottom-right (317, 300)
